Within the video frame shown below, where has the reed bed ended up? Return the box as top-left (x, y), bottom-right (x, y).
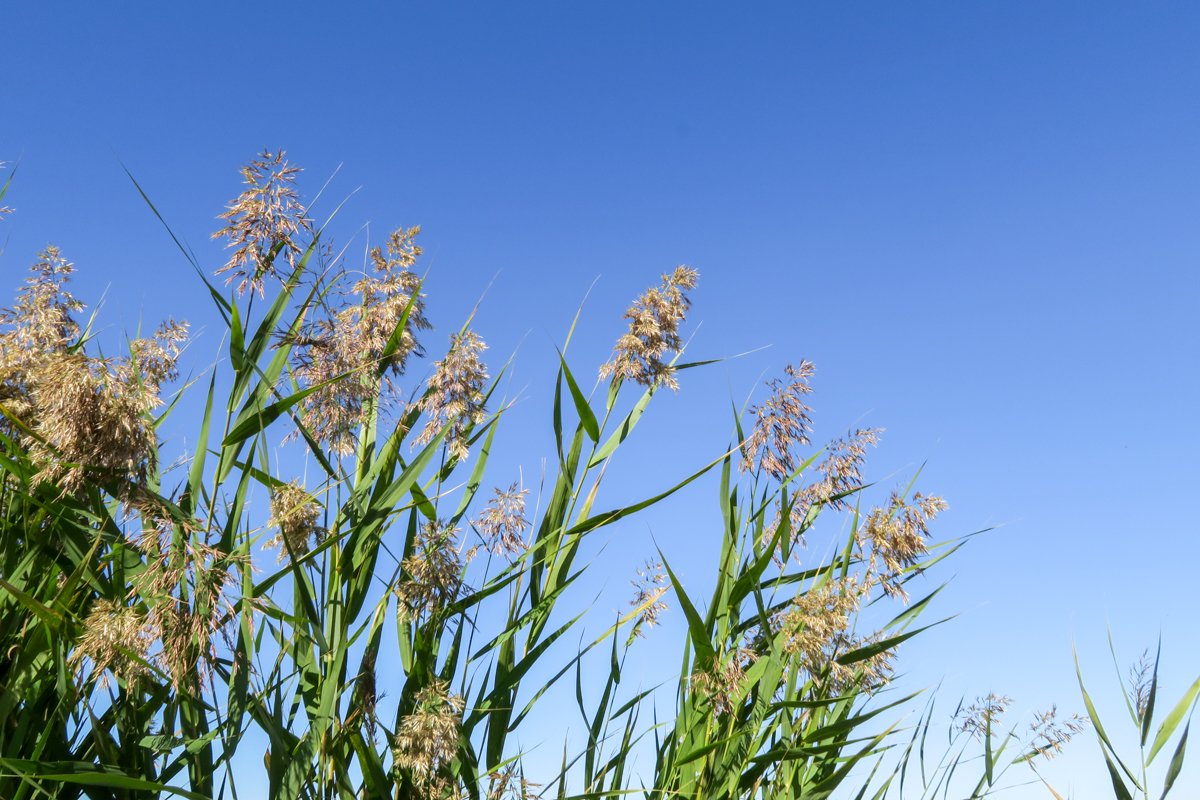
top-left (0, 153), bottom-right (1193, 799)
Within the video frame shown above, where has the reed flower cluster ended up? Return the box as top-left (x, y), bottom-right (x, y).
top-left (599, 265), bottom-right (698, 390)
top-left (288, 226), bottom-right (431, 455)
top-left (415, 330), bottom-right (489, 461)
top-left (740, 361), bottom-right (815, 480)
top-left (780, 576), bottom-right (894, 693)
top-left (0, 248), bottom-right (187, 494)
top-left (690, 648), bottom-right (756, 717)
top-left (629, 559), bottom-right (669, 635)
top-left (396, 520), bottom-right (469, 620)
top-left (394, 680), bottom-right (465, 793)
top-left (212, 149), bottom-right (310, 296)
top-left (68, 599), bottom-right (157, 689)
top-left (474, 482), bottom-right (529, 556)
top-left (266, 480), bottom-right (324, 561)
top-left (861, 491), bottom-right (948, 599)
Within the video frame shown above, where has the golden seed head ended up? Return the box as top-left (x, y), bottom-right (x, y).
top-left (212, 150), bottom-right (311, 296)
top-left (599, 266), bottom-right (698, 391)
top-left (395, 520), bottom-right (466, 620)
top-left (798, 427), bottom-right (883, 511)
top-left (415, 330), bottom-right (489, 461)
top-left (69, 599), bottom-right (158, 688)
top-left (287, 227), bottom-right (431, 456)
top-left (0, 249), bottom-right (187, 495)
top-left (394, 679), bottom-right (465, 790)
top-left (862, 491), bottom-right (947, 600)
top-left (690, 648), bottom-right (756, 716)
top-left (740, 362), bottom-right (816, 480)
top-left (266, 481), bottom-right (324, 561)
top-left (474, 482), bottom-right (529, 557)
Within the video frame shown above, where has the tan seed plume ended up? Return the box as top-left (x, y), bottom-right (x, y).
top-left (212, 150), bottom-right (311, 296)
top-left (600, 266), bottom-right (698, 391)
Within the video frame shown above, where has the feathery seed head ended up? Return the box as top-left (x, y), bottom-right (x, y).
top-left (599, 266), bottom-right (698, 390)
top-left (212, 150), bottom-right (311, 296)
top-left (956, 693), bottom-right (1013, 738)
top-left (1027, 706), bottom-right (1087, 760)
top-left (70, 599), bottom-right (158, 689)
top-left (475, 482), bottom-right (529, 556)
top-left (266, 481), bottom-right (324, 561)
top-left (415, 330), bottom-right (488, 461)
top-left (394, 680), bottom-right (464, 791)
top-left (780, 576), bottom-right (892, 693)
top-left (862, 491), bottom-right (947, 600)
top-left (288, 225), bottom-right (431, 456)
top-left (395, 520), bottom-right (466, 620)
top-left (630, 559), bottom-right (669, 635)
top-left (740, 362), bottom-right (817, 481)
top-left (690, 648), bottom-right (756, 716)
top-left (798, 427), bottom-right (882, 511)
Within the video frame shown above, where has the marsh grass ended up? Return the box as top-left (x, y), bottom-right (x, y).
top-left (0, 154), bottom-right (1193, 800)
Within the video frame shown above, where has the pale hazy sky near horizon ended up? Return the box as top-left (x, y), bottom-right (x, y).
top-left (4, 3), bottom-right (1198, 797)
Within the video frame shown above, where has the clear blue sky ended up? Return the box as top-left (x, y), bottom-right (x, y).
top-left (4, 3), bottom-right (1198, 796)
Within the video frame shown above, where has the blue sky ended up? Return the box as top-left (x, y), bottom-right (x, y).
top-left (4, 3), bottom-right (1199, 796)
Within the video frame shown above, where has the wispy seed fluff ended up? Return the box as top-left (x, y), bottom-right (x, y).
top-left (740, 362), bottom-right (816, 480)
top-left (212, 150), bottom-right (311, 296)
top-left (289, 226), bottom-right (431, 456)
top-left (600, 266), bottom-right (698, 391)
top-left (266, 481), bottom-right (324, 561)
top-left (393, 680), bottom-right (465, 791)
top-left (415, 330), bottom-right (489, 462)
top-left (474, 482), bottom-right (529, 557)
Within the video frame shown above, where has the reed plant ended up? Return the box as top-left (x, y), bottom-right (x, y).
top-left (0, 153), bottom-right (1188, 800)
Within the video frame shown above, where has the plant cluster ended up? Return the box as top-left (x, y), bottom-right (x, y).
top-left (0, 155), bottom-right (1193, 800)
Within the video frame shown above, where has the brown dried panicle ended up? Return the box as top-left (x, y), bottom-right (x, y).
top-left (599, 266), bottom-right (698, 390)
top-left (740, 362), bottom-right (816, 481)
top-left (212, 150), bottom-right (311, 296)
top-left (861, 491), bottom-right (947, 600)
top-left (486, 766), bottom-right (542, 800)
top-left (69, 599), bottom-right (158, 689)
top-left (474, 482), bottom-right (529, 556)
top-left (266, 480), bottom-right (324, 562)
top-left (394, 680), bottom-right (465, 792)
top-left (27, 353), bottom-right (155, 493)
top-left (415, 330), bottom-right (489, 461)
top-left (126, 320), bottom-right (190, 390)
top-left (288, 228), bottom-right (431, 456)
top-left (395, 520), bottom-right (468, 620)
top-left (629, 559), bottom-right (669, 636)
